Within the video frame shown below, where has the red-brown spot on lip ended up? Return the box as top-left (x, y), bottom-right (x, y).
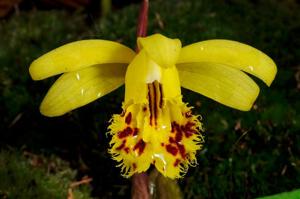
top-left (185, 122), bottom-right (195, 130)
top-left (169, 137), bottom-right (176, 144)
top-left (182, 122), bottom-right (196, 138)
top-left (133, 163), bottom-right (137, 170)
top-left (125, 112), bottom-right (132, 124)
top-left (116, 140), bottom-right (126, 150)
top-left (166, 144), bottom-right (178, 156)
top-left (177, 144), bottom-right (186, 159)
top-left (124, 147), bottom-right (130, 153)
top-left (171, 122), bottom-right (177, 133)
top-left (184, 131), bottom-right (194, 138)
top-left (161, 143), bottom-right (165, 147)
top-left (175, 130), bottom-right (183, 142)
top-left (172, 121), bottom-right (181, 133)
top-left (133, 128), bottom-right (139, 136)
top-left (143, 106), bottom-right (147, 112)
top-left (171, 123), bottom-right (175, 133)
top-left (133, 139), bottom-right (146, 156)
top-left (174, 159), bottom-right (180, 167)
top-left (118, 127), bottom-right (133, 139)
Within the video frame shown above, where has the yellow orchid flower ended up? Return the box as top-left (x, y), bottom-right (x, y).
top-left (29, 34), bottom-right (277, 179)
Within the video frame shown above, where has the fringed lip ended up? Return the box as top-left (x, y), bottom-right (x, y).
top-left (108, 82), bottom-right (204, 179)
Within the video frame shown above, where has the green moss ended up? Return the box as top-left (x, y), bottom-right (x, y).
top-left (0, 150), bottom-right (91, 199)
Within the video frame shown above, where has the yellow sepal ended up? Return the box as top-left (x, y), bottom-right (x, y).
top-left (137, 34), bottom-right (181, 68)
top-left (40, 64), bottom-right (127, 117)
top-left (177, 62), bottom-right (260, 111)
top-left (29, 40), bottom-right (135, 80)
top-left (177, 39), bottom-right (277, 86)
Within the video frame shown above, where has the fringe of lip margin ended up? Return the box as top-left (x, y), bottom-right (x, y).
top-left (108, 83), bottom-right (204, 178)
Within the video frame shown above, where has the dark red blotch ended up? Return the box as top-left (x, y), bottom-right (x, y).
top-left (125, 112), bottom-right (132, 124)
top-left (173, 159), bottom-right (180, 167)
top-left (133, 139), bottom-right (146, 156)
top-left (166, 121), bottom-right (197, 158)
top-left (118, 127), bottom-right (133, 139)
top-left (116, 140), bottom-right (126, 150)
top-left (166, 144), bottom-right (178, 156)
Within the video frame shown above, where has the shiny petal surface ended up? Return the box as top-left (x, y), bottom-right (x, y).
top-left (40, 64), bottom-right (127, 116)
top-left (178, 40), bottom-right (277, 86)
top-left (29, 40), bottom-right (135, 80)
top-left (137, 34), bottom-right (181, 68)
top-left (177, 62), bottom-right (260, 111)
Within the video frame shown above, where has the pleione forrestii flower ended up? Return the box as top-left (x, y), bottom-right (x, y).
top-left (29, 34), bottom-right (277, 178)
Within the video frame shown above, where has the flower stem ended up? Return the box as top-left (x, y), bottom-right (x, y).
top-left (136, 0), bottom-right (149, 38)
top-left (131, 1), bottom-right (150, 199)
top-left (132, 172), bottom-right (150, 199)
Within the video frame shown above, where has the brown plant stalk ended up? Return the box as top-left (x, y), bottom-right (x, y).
top-left (131, 0), bottom-right (150, 199)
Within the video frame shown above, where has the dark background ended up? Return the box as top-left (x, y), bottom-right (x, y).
top-left (0, 0), bottom-right (299, 198)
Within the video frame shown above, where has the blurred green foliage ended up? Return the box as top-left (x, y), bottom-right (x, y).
top-left (0, 150), bottom-right (91, 199)
top-left (257, 189), bottom-right (300, 199)
top-left (0, 0), bottom-right (299, 198)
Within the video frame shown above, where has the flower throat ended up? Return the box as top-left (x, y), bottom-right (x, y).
top-left (147, 80), bottom-right (163, 127)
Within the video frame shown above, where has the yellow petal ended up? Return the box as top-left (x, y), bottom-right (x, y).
top-left (40, 64), bottom-right (127, 117)
top-left (177, 62), bottom-right (260, 111)
top-left (178, 40), bottom-right (277, 86)
top-left (137, 34), bottom-right (181, 68)
top-left (29, 40), bottom-right (135, 80)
